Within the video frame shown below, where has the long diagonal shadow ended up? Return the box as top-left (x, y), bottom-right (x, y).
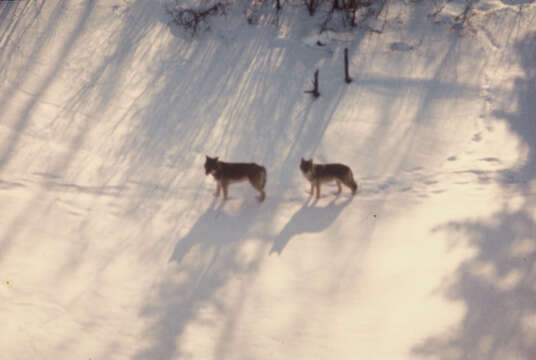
top-left (270, 196), bottom-right (352, 255)
top-left (135, 197), bottom-right (265, 360)
top-left (170, 197), bottom-right (262, 264)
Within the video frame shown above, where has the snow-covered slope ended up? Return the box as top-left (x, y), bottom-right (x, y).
top-left (1, 0), bottom-right (535, 359)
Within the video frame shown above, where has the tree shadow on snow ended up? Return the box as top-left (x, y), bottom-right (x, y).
top-left (413, 206), bottom-right (536, 359)
top-left (492, 31), bottom-right (536, 185)
top-left (412, 30), bottom-right (536, 360)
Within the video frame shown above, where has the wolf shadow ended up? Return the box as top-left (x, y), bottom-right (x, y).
top-left (171, 198), bottom-right (261, 264)
top-left (270, 196), bottom-right (352, 255)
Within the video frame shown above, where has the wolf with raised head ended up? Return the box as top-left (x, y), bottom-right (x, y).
top-left (204, 156), bottom-right (267, 202)
top-left (300, 158), bottom-right (357, 199)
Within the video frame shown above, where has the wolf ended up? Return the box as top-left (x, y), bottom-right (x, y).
top-left (300, 158), bottom-right (357, 199)
top-left (204, 156), bottom-right (267, 202)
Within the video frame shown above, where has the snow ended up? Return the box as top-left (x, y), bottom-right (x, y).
top-left (1, 0), bottom-right (535, 359)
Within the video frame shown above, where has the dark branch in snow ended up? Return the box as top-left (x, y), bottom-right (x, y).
top-left (304, 0), bottom-right (319, 16)
top-left (305, 70), bottom-right (320, 98)
top-left (451, 3), bottom-right (477, 36)
top-left (344, 47), bottom-right (352, 84)
top-left (167, 2), bottom-right (227, 36)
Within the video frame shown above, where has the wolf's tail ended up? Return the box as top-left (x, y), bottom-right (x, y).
top-left (260, 166), bottom-right (267, 189)
top-left (347, 169), bottom-right (358, 195)
top-left (351, 179), bottom-right (358, 195)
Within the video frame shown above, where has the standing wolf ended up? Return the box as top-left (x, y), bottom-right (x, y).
top-left (300, 158), bottom-right (357, 199)
top-left (204, 156), bottom-right (267, 202)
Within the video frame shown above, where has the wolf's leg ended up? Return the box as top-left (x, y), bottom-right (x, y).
top-left (315, 182), bottom-right (321, 199)
top-left (249, 176), bottom-right (266, 202)
top-left (344, 177), bottom-right (357, 195)
top-left (214, 182), bottom-right (221, 197)
top-left (309, 182), bottom-right (314, 195)
top-left (258, 190), bottom-right (266, 202)
top-left (350, 180), bottom-right (357, 195)
top-left (222, 181), bottom-right (229, 200)
top-left (252, 182), bottom-right (266, 202)
top-left (335, 180), bottom-right (342, 194)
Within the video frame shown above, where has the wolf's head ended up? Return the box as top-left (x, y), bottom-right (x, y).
top-left (204, 156), bottom-right (219, 175)
top-left (300, 158), bottom-right (313, 174)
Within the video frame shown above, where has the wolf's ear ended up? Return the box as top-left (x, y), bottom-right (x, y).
top-left (215, 157), bottom-right (219, 161)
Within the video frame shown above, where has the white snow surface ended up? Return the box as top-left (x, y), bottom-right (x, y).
top-left (1, 0), bottom-right (535, 359)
